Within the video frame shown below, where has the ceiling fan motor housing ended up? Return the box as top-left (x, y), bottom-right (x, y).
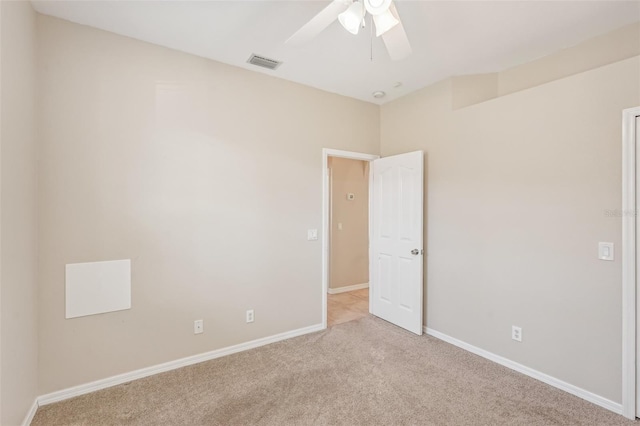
top-left (364, 0), bottom-right (393, 15)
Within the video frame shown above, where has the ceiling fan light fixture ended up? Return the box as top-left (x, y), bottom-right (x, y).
top-left (364, 0), bottom-right (392, 16)
top-left (338, 1), bottom-right (364, 35)
top-left (373, 8), bottom-right (399, 37)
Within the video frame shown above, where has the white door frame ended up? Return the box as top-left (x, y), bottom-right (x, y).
top-left (322, 149), bottom-right (379, 329)
top-left (622, 106), bottom-right (640, 419)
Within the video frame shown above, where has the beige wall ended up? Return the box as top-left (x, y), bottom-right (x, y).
top-left (381, 55), bottom-right (640, 402)
top-left (451, 73), bottom-right (498, 110)
top-left (449, 22), bottom-right (640, 110)
top-left (499, 22), bottom-right (640, 96)
top-left (36, 15), bottom-right (379, 394)
top-left (329, 158), bottom-right (369, 289)
top-left (1, 1), bottom-right (39, 424)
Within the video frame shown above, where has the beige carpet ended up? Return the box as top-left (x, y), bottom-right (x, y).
top-left (32, 316), bottom-right (636, 426)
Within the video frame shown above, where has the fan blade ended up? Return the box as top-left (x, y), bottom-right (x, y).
top-left (286, 0), bottom-right (351, 46)
top-left (381, 2), bottom-right (412, 61)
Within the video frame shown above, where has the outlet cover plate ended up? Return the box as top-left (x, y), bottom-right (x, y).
top-left (512, 325), bottom-right (522, 342)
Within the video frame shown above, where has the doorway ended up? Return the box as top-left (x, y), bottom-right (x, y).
top-left (621, 106), bottom-right (640, 420)
top-left (322, 149), bottom-right (378, 329)
top-left (327, 156), bottom-right (371, 327)
top-left (322, 148), bottom-right (425, 335)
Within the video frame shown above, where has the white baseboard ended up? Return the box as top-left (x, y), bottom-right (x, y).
top-left (424, 327), bottom-right (623, 415)
top-left (38, 323), bottom-right (324, 407)
top-left (32, 322), bottom-right (622, 419)
top-left (21, 398), bottom-right (39, 426)
top-left (327, 282), bottom-right (369, 294)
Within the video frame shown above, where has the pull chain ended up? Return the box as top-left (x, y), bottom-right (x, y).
top-left (370, 14), bottom-right (374, 62)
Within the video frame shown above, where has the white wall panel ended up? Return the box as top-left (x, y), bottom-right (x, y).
top-left (65, 259), bottom-right (131, 319)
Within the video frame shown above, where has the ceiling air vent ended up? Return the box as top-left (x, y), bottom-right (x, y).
top-left (247, 53), bottom-right (282, 70)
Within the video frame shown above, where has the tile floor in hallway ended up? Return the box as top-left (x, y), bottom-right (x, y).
top-left (327, 288), bottom-right (369, 327)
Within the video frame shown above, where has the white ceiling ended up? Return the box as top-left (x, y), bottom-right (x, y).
top-left (31, 0), bottom-right (640, 105)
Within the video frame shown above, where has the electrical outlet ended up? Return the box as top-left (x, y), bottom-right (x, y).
top-left (246, 310), bottom-right (254, 323)
top-left (194, 319), bottom-right (204, 334)
top-left (512, 325), bottom-right (522, 342)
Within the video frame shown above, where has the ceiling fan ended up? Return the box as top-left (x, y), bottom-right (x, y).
top-left (286, 0), bottom-right (412, 61)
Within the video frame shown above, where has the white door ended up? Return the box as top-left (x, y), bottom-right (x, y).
top-left (371, 151), bottom-right (424, 335)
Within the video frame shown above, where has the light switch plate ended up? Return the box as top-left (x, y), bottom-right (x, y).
top-left (598, 242), bottom-right (614, 261)
top-left (307, 229), bottom-right (318, 241)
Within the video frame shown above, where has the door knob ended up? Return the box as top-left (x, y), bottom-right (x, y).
top-left (411, 249), bottom-right (420, 255)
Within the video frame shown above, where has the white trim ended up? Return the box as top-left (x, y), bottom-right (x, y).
top-left (38, 323), bottom-right (323, 406)
top-left (21, 399), bottom-right (39, 426)
top-left (425, 327), bottom-right (623, 415)
top-left (322, 149), bottom-right (379, 330)
top-left (327, 282), bottom-right (369, 294)
top-left (622, 106), bottom-right (640, 419)
top-left (367, 156), bottom-right (375, 316)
